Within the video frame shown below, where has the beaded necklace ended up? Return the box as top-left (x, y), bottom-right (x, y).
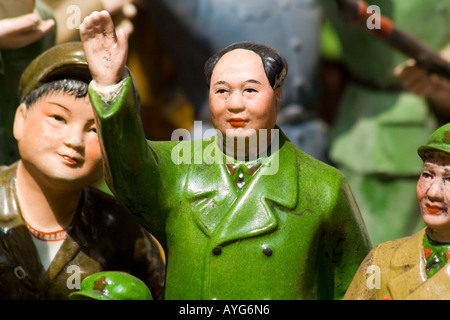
top-left (26, 221), bottom-right (66, 242)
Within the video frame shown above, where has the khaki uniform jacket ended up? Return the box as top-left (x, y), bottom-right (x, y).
top-left (344, 227), bottom-right (450, 300)
top-left (0, 163), bottom-right (165, 299)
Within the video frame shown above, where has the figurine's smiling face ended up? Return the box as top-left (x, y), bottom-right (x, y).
top-left (417, 151), bottom-right (450, 241)
top-left (208, 49), bottom-right (281, 141)
top-left (14, 91), bottom-right (103, 189)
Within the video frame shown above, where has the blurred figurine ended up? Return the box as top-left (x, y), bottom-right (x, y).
top-left (42, 0), bottom-right (137, 43)
top-left (0, 42), bottom-right (165, 300)
top-left (69, 271), bottom-right (153, 300)
top-left (144, 0), bottom-right (329, 162)
top-left (344, 123), bottom-right (450, 300)
top-left (0, 0), bottom-right (55, 165)
top-left (81, 11), bottom-right (370, 300)
top-left (322, 0), bottom-right (450, 245)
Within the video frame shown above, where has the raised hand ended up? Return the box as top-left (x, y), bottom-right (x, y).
top-left (79, 10), bottom-right (128, 87)
top-left (0, 10), bottom-right (54, 49)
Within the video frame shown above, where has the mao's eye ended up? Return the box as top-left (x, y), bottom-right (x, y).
top-left (51, 115), bottom-right (65, 122)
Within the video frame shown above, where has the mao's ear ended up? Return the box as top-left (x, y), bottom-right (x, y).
top-left (274, 87), bottom-right (282, 112)
top-left (13, 103), bottom-right (27, 142)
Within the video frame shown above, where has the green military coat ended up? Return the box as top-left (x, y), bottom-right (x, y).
top-left (89, 77), bottom-right (371, 300)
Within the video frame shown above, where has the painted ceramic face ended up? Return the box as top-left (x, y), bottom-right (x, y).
top-left (208, 49), bottom-right (281, 155)
top-left (14, 91), bottom-right (102, 189)
top-left (417, 151), bottom-right (450, 240)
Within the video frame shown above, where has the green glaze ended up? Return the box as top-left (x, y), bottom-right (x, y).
top-left (69, 271), bottom-right (153, 300)
top-left (423, 233), bottom-right (450, 278)
top-left (89, 77), bottom-right (371, 300)
top-left (418, 123), bottom-right (450, 157)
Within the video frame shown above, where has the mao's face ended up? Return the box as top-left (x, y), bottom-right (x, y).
top-left (208, 49), bottom-right (281, 142)
top-left (417, 151), bottom-right (450, 238)
top-left (14, 91), bottom-right (102, 188)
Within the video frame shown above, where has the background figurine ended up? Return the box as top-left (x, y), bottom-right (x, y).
top-left (80, 11), bottom-right (371, 300)
top-left (69, 271), bottom-right (153, 300)
top-left (0, 0), bottom-right (55, 166)
top-left (344, 123), bottom-right (450, 300)
top-left (0, 42), bottom-right (164, 300)
top-left (321, 0), bottom-right (450, 245)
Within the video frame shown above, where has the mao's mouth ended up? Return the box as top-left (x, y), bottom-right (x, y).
top-left (228, 118), bottom-right (246, 127)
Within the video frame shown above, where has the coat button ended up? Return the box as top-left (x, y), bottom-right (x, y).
top-left (212, 247), bottom-right (222, 256)
top-left (262, 246), bottom-right (273, 257)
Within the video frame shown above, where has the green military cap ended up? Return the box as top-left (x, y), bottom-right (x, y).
top-left (418, 123), bottom-right (450, 159)
top-left (69, 271), bottom-right (153, 300)
top-left (18, 41), bottom-right (91, 102)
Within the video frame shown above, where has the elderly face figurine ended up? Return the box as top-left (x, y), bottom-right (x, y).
top-left (205, 42), bottom-right (285, 157)
top-left (417, 129), bottom-right (450, 243)
top-left (344, 123), bottom-right (450, 300)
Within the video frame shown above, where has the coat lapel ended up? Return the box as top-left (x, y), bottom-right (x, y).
top-left (185, 133), bottom-right (298, 245)
top-left (213, 134), bottom-right (298, 246)
top-left (387, 229), bottom-right (427, 300)
top-left (404, 262), bottom-right (450, 300)
top-left (46, 191), bottom-right (87, 282)
top-left (45, 234), bottom-right (81, 282)
top-left (185, 159), bottom-right (238, 237)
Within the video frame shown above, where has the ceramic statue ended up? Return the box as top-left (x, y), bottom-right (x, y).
top-left (0, 42), bottom-right (165, 299)
top-left (80, 11), bottom-right (371, 300)
top-left (344, 123), bottom-right (450, 300)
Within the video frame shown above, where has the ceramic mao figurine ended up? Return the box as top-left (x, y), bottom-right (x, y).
top-left (344, 123), bottom-right (450, 300)
top-left (81, 11), bottom-right (371, 300)
top-left (0, 42), bottom-right (165, 300)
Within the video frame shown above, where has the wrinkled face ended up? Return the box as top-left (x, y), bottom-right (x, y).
top-left (417, 151), bottom-right (450, 238)
top-left (208, 49), bottom-right (281, 146)
top-left (14, 91), bottom-right (102, 189)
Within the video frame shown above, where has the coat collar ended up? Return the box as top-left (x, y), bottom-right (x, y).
top-left (184, 130), bottom-right (298, 246)
top-left (387, 227), bottom-right (450, 299)
top-left (386, 228), bottom-right (427, 299)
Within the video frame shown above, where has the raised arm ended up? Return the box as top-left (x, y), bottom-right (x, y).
top-left (80, 11), bottom-right (167, 243)
top-left (79, 10), bottom-right (127, 86)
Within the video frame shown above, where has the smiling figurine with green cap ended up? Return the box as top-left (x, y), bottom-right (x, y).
top-left (0, 41), bottom-right (165, 300)
top-left (344, 123), bottom-right (450, 300)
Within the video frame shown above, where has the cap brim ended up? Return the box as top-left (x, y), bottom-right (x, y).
top-left (18, 42), bottom-right (91, 101)
top-left (69, 291), bottom-right (113, 300)
top-left (418, 144), bottom-right (450, 157)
